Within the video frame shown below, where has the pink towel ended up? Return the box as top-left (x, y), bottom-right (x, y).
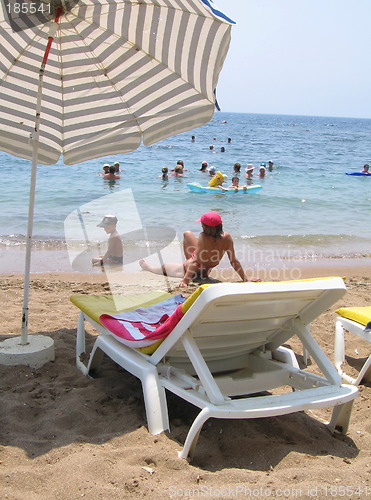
top-left (99, 295), bottom-right (185, 348)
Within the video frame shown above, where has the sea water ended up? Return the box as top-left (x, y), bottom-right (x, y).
top-left (0, 112), bottom-right (370, 273)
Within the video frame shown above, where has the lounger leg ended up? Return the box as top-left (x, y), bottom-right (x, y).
top-left (333, 319), bottom-right (356, 384)
top-left (178, 408), bottom-right (211, 462)
top-left (328, 400), bottom-right (354, 434)
top-left (334, 318), bottom-right (371, 385)
top-left (302, 325), bottom-right (311, 366)
top-left (87, 344), bottom-right (105, 374)
top-left (353, 356), bottom-right (371, 385)
top-left (303, 347), bottom-right (309, 366)
top-left (334, 318), bottom-right (346, 371)
top-left (273, 346), bottom-right (299, 369)
top-left (86, 336), bottom-right (170, 434)
top-left (87, 349), bottom-right (169, 434)
top-left (76, 312), bottom-right (89, 375)
top-left (364, 358), bottom-right (371, 383)
top-left (141, 372), bottom-right (170, 435)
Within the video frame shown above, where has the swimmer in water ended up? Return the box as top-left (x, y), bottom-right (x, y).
top-left (103, 166), bottom-right (120, 180)
top-left (159, 166), bottom-right (169, 180)
top-left (228, 176), bottom-right (247, 192)
top-left (258, 164), bottom-right (266, 178)
top-left (99, 163), bottom-right (110, 176)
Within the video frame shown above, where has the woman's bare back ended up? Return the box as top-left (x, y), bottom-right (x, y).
top-left (193, 232), bottom-right (233, 269)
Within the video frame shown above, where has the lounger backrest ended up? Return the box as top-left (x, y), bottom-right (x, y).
top-left (150, 278), bottom-right (346, 373)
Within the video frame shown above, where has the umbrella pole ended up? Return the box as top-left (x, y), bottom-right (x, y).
top-left (20, 133), bottom-right (39, 344)
top-left (21, 13), bottom-right (61, 344)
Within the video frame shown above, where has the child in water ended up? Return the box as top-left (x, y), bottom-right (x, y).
top-left (172, 165), bottom-right (184, 176)
top-left (258, 165), bottom-right (266, 178)
top-left (160, 167), bottom-right (169, 180)
top-left (99, 163), bottom-right (110, 176)
top-left (92, 215), bottom-right (123, 267)
top-left (209, 171), bottom-right (228, 190)
top-left (228, 176), bottom-right (247, 191)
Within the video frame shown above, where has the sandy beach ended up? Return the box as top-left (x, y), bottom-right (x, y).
top-left (1, 262), bottom-right (370, 499)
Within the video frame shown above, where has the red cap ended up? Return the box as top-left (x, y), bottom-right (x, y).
top-left (196, 211), bottom-right (222, 227)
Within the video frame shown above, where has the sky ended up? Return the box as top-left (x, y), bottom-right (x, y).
top-left (215, 0), bottom-right (371, 119)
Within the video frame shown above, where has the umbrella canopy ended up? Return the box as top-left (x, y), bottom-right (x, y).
top-left (0, 0), bottom-right (233, 165)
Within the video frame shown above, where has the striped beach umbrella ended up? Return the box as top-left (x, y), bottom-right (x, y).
top-left (0, 0), bottom-right (233, 350)
top-left (0, 0), bottom-right (233, 165)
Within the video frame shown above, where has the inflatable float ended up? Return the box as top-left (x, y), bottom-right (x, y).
top-left (187, 183), bottom-right (262, 194)
top-left (345, 172), bottom-right (370, 176)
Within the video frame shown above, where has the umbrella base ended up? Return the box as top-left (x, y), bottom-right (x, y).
top-left (0, 335), bottom-right (55, 369)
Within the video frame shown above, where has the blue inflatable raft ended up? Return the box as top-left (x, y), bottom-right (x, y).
top-left (345, 172), bottom-right (370, 176)
top-left (187, 183), bottom-right (262, 194)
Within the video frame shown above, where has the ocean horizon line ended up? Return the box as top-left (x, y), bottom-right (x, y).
top-left (218, 110), bottom-right (371, 122)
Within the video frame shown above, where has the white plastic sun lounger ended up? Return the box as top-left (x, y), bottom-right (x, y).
top-left (334, 306), bottom-right (371, 385)
top-left (71, 278), bottom-right (358, 461)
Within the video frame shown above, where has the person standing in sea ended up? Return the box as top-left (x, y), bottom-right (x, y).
top-left (233, 162), bottom-right (242, 174)
top-left (103, 166), bottom-right (120, 180)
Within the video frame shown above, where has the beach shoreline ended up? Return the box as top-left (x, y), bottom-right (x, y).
top-left (1, 263), bottom-right (370, 499)
top-left (1, 240), bottom-right (371, 277)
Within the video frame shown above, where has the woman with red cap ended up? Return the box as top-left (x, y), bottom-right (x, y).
top-left (139, 211), bottom-right (252, 287)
